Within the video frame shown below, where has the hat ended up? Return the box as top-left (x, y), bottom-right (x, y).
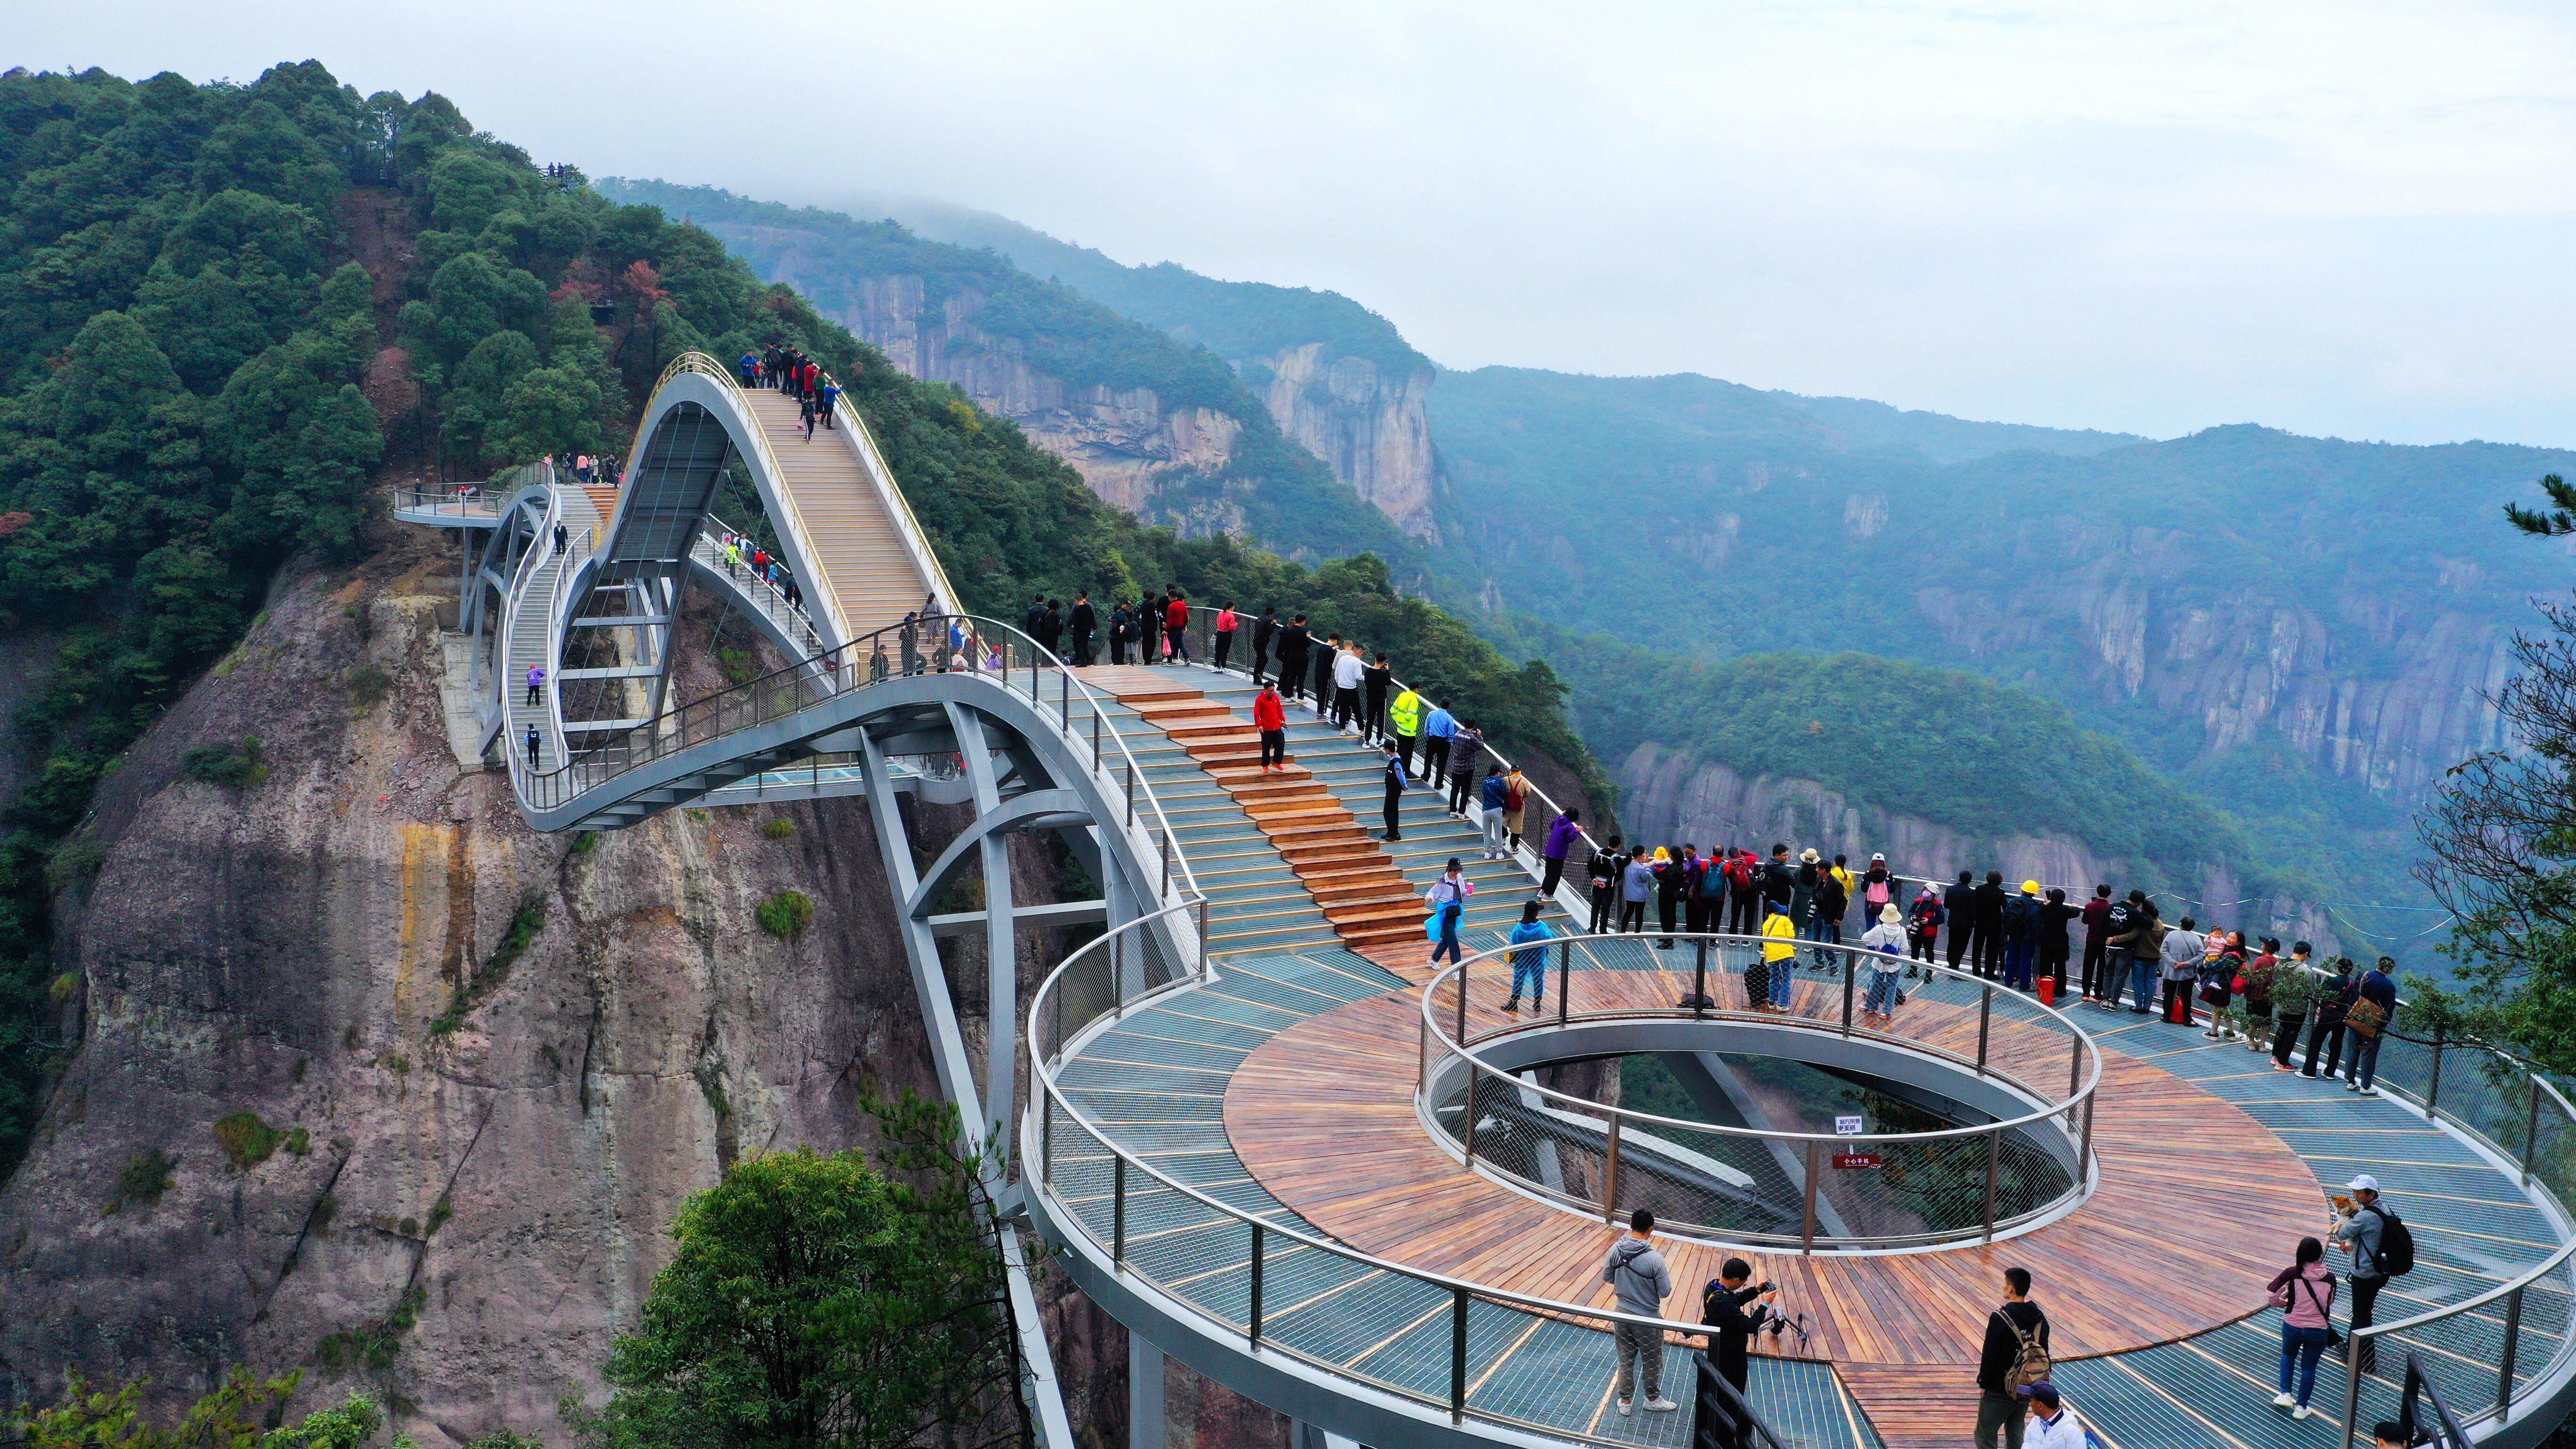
top-left (1870, 852), bottom-right (1885, 861)
top-left (2015, 1381), bottom-right (2060, 1409)
top-left (1800, 848), bottom-right (1820, 863)
top-left (2021, 879), bottom-right (2042, 894)
top-left (2348, 1173), bottom-right (2379, 1193)
top-left (1881, 904), bottom-right (1902, 923)
top-left (1654, 846), bottom-right (1671, 862)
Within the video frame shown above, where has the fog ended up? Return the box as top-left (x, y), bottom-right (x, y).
top-left (18, 0), bottom-right (2576, 445)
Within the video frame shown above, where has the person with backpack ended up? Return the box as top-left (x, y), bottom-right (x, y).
top-left (2103, 891), bottom-right (2157, 1012)
top-left (2302, 956), bottom-right (2355, 1078)
top-left (1425, 858), bottom-right (1471, 965)
top-left (1727, 849), bottom-right (1762, 935)
top-left (2268, 1235), bottom-right (2338, 1419)
top-left (2200, 929), bottom-right (2245, 1040)
top-left (1684, 846), bottom-right (1717, 936)
top-left (1479, 767), bottom-right (1512, 861)
top-left (1975, 1266), bottom-right (2051, 1449)
top-left (1698, 1257), bottom-right (1779, 1399)
top-left (2332, 1174), bottom-right (2411, 1374)
top-left (1603, 1209), bottom-right (1678, 1415)
top-left (1861, 904), bottom-right (1908, 1023)
top-left (1505, 900), bottom-right (1552, 1012)
top-left (1587, 834), bottom-right (1625, 934)
top-left (1501, 766), bottom-right (1530, 852)
top-left (2343, 957), bottom-right (2400, 1095)
top-left (2240, 937), bottom-right (2279, 1054)
top-left (1908, 883), bottom-right (1945, 967)
top-left (1860, 853), bottom-right (1896, 924)
top-left (2077, 885), bottom-right (2115, 1000)
top-left (1999, 881), bottom-right (2041, 990)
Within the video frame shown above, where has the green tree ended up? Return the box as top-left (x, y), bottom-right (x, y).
top-left (567, 1098), bottom-right (1027, 1449)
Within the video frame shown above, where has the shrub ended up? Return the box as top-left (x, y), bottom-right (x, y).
top-left (48, 973), bottom-right (78, 1005)
top-left (286, 1127), bottom-right (312, 1156)
top-left (213, 1111), bottom-right (282, 1170)
top-left (108, 1149), bottom-right (175, 1212)
top-left (756, 890), bottom-right (813, 938)
top-left (569, 830), bottom-right (599, 855)
top-left (181, 736), bottom-right (267, 788)
top-left (345, 662), bottom-right (390, 706)
top-left (761, 817), bottom-right (794, 840)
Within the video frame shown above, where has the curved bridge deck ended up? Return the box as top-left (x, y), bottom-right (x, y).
top-left (1052, 922), bottom-right (2576, 1448)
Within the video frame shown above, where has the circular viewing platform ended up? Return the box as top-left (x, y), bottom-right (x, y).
top-left (1033, 912), bottom-right (2576, 1449)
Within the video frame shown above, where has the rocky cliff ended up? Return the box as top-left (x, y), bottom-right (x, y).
top-left (787, 259), bottom-right (1252, 535)
top-left (1617, 743), bottom-right (2339, 950)
top-left (0, 520), bottom-right (1234, 1446)
top-left (1248, 344), bottom-right (1438, 539)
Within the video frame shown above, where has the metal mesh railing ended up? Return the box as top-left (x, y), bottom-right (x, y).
top-left (1028, 908), bottom-right (1795, 1449)
top-left (1419, 932), bottom-right (2098, 1250)
top-left (2328, 1023), bottom-right (2576, 1447)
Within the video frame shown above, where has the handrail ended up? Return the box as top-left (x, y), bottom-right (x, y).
top-left (829, 389), bottom-right (960, 616)
top-left (1026, 908), bottom-right (1796, 1448)
top-left (1422, 932), bottom-right (2102, 1149)
top-left (698, 513), bottom-right (827, 661)
top-left (633, 351), bottom-right (854, 649)
top-left (1416, 929), bottom-right (2099, 1249)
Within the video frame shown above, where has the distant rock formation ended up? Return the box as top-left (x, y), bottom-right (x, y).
top-left (1254, 342), bottom-right (1438, 539)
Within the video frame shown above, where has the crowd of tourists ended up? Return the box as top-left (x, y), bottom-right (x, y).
top-left (740, 345), bottom-right (843, 439)
top-left (713, 529), bottom-right (805, 616)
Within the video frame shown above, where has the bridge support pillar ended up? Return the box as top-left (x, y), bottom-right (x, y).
top-left (1130, 1332), bottom-right (1167, 1449)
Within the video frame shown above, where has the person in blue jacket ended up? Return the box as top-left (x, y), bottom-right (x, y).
top-left (1506, 900), bottom-right (1553, 1011)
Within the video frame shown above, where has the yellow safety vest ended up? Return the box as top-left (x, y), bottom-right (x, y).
top-left (1761, 912), bottom-right (1797, 961)
top-left (1388, 690), bottom-right (1423, 737)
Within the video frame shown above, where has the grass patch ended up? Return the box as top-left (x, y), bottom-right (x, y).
top-left (568, 830), bottom-right (599, 855)
top-left (181, 736), bottom-right (268, 789)
top-left (761, 817), bottom-right (795, 840)
top-left (48, 972), bottom-right (78, 1005)
top-left (756, 890), bottom-right (813, 938)
top-left (107, 1148), bottom-right (175, 1213)
top-left (44, 836), bottom-right (105, 893)
top-left (430, 895), bottom-right (544, 1037)
top-left (426, 1193), bottom-right (452, 1234)
top-left (212, 1112), bottom-right (283, 1170)
top-left (285, 1127), bottom-right (311, 1157)
top-left (717, 646), bottom-right (760, 685)
top-left (345, 662), bottom-right (390, 707)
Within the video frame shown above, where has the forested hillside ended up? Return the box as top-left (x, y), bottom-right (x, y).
top-left (0, 67), bottom-right (1610, 1181)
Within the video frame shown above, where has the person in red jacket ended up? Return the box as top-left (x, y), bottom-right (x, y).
top-left (1163, 588), bottom-right (1192, 664)
top-left (2078, 884), bottom-right (2115, 1000)
top-left (1254, 681), bottom-right (1288, 770)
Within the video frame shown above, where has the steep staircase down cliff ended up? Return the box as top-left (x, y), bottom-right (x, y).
top-left (739, 387), bottom-right (939, 637)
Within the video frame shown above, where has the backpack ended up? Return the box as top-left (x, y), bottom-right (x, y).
top-left (2363, 1205), bottom-right (2415, 1277)
top-left (1996, 1311), bottom-right (2052, 1391)
top-left (1725, 856), bottom-right (1756, 891)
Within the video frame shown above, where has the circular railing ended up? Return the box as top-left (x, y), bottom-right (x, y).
top-left (1418, 930), bottom-right (2101, 1250)
top-left (1025, 908), bottom-right (1791, 1448)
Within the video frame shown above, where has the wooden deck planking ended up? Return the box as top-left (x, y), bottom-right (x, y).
top-left (1218, 972), bottom-right (2328, 1448)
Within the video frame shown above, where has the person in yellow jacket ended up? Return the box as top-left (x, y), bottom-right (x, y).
top-left (1753, 901), bottom-right (1799, 1012)
top-left (1388, 686), bottom-right (1424, 779)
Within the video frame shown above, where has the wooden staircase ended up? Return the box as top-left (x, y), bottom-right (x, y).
top-left (1118, 685), bottom-right (1427, 951)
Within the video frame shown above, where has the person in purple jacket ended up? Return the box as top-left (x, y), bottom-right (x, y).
top-left (1541, 807), bottom-right (1583, 898)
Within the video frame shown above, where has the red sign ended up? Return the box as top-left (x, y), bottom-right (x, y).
top-left (1832, 1152), bottom-right (1883, 1170)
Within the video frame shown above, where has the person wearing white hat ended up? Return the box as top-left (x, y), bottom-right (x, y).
top-left (2331, 1174), bottom-right (2393, 1373)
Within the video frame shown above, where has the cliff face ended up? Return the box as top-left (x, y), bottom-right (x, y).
top-left (1914, 520), bottom-right (2517, 806)
top-left (1617, 743), bottom-right (2339, 950)
top-left (781, 263), bottom-right (1251, 534)
top-left (1253, 345), bottom-right (1438, 540)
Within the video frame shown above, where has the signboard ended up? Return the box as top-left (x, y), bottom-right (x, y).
top-left (1834, 1115), bottom-right (1865, 1137)
top-left (1833, 1152), bottom-right (1883, 1170)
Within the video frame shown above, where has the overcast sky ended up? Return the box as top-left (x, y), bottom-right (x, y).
top-left (21, 1), bottom-right (2576, 446)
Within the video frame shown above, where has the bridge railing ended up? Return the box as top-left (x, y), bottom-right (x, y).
top-left (1027, 908), bottom-right (1795, 1449)
top-left (2328, 1025), bottom-right (2576, 1447)
top-left (695, 514), bottom-right (827, 662)
top-left (1420, 930), bottom-right (2100, 1250)
top-left (519, 609), bottom-right (1205, 928)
